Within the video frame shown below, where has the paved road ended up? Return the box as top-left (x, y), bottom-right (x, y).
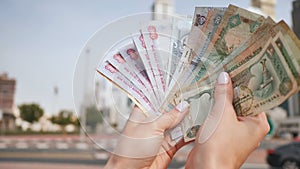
top-left (0, 135), bottom-right (287, 169)
top-left (0, 162), bottom-right (104, 169)
top-left (0, 135), bottom-right (185, 168)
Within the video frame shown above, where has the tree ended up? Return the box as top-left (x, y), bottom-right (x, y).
top-left (19, 103), bottom-right (44, 123)
top-left (50, 110), bottom-right (78, 133)
top-left (50, 110), bottom-right (78, 125)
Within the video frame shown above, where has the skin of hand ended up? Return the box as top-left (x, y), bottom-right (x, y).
top-left (185, 72), bottom-right (270, 169)
top-left (104, 101), bottom-right (191, 169)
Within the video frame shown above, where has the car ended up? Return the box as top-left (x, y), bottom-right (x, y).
top-left (267, 141), bottom-right (300, 169)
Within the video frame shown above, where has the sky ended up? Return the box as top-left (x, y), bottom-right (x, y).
top-left (0, 0), bottom-right (295, 116)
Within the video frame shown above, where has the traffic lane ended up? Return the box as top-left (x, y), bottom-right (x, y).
top-left (0, 162), bottom-right (103, 169)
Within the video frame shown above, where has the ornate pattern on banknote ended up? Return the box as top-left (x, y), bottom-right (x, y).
top-left (97, 5), bottom-right (300, 143)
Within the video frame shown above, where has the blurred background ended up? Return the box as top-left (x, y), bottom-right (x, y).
top-left (0, 0), bottom-right (300, 168)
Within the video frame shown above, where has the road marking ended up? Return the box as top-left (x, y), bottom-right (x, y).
top-left (94, 152), bottom-right (109, 160)
top-left (15, 142), bottom-right (28, 149)
top-left (241, 163), bottom-right (269, 169)
top-left (75, 142), bottom-right (89, 150)
top-left (36, 142), bottom-right (49, 149)
top-left (0, 143), bottom-right (7, 149)
top-left (56, 142), bottom-right (68, 149)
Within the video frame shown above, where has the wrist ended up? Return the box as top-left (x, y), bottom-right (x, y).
top-left (103, 155), bottom-right (122, 169)
top-left (104, 154), bottom-right (151, 169)
top-left (186, 144), bottom-right (236, 169)
top-left (104, 155), bottom-right (135, 169)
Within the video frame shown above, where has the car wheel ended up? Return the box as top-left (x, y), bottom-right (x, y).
top-left (282, 159), bottom-right (299, 169)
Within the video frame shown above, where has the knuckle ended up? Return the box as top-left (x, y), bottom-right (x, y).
top-left (264, 122), bottom-right (271, 134)
top-left (166, 112), bottom-right (179, 122)
top-left (258, 116), bottom-right (270, 134)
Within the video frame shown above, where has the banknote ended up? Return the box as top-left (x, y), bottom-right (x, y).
top-left (229, 38), bottom-right (297, 116)
top-left (177, 21), bottom-right (297, 99)
top-left (164, 5), bottom-right (266, 140)
top-left (173, 8), bottom-right (227, 89)
top-left (168, 7), bottom-right (213, 92)
top-left (170, 6), bottom-right (268, 98)
top-left (106, 47), bottom-right (159, 110)
top-left (118, 42), bottom-right (150, 86)
top-left (166, 8), bottom-right (226, 140)
top-left (167, 24), bottom-right (300, 138)
top-left (132, 32), bottom-right (161, 104)
top-left (117, 42), bottom-right (160, 109)
top-left (140, 20), bottom-right (174, 101)
top-left (186, 7), bottom-right (214, 52)
top-left (97, 61), bottom-right (158, 116)
top-left (191, 4), bottom-right (265, 83)
top-left (165, 35), bottom-right (298, 141)
top-left (167, 16), bottom-right (192, 87)
top-left (192, 7), bottom-right (227, 60)
top-left (273, 32), bottom-right (300, 86)
top-left (270, 21), bottom-right (300, 85)
top-left (96, 5), bottom-right (300, 143)
top-left (198, 21), bottom-right (300, 88)
top-left (207, 4), bottom-right (265, 60)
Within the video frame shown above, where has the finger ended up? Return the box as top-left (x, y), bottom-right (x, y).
top-left (171, 138), bottom-right (193, 154)
top-left (123, 106), bottom-right (148, 132)
top-left (152, 137), bottom-right (193, 169)
top-left (128, 105), bottom-right (148, 123)
top-left (198, 72), bottom-right (234, 144)
top-left (212, 72), bottom-right (234, 112)
top-left (155, 101), bottom-right (189, 130)
top-left (239, 112), bottom-right (270, 136)
top-left (161, 136), bottom-right (192, 156)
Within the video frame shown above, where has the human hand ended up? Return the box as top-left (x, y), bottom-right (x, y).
top-left (185, 72), bottom-right (270, 169)
top-left (104, 101), bottom-right (190, 169)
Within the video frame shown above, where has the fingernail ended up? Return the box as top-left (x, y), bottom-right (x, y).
top-left (175, 101), bottom-right (189, 112)
top-left (217, 72), bottom-right (229, 84)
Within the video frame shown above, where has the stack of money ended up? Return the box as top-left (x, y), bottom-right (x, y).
top-left (97, 4), bottom-right (300, 142)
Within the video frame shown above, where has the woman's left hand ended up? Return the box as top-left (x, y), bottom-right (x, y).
top-left (104, 101), bottom-right (190, 169)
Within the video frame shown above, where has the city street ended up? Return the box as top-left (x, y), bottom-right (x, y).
top-left (0, 134), bottom-right (184, 169)
top-left (1, 0), bottom-right (300, 169)
top-left (0, 135), bottom-right (291, 169)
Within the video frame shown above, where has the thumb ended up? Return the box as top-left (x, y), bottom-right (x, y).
top-left (198, 72), bottom-right (234, 144)
top-left (213, 71), bottom-right (234, 109)
top-left (156, 101), bottom-right (189, 130)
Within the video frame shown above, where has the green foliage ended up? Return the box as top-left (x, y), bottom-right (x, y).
top-left (50, 110), bottom-right (78, 126)
top-left (18, 103), bottom-right (44, 123)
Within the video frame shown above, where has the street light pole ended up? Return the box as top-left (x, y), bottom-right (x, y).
top-left (80, 48), bottom-right (90, 142)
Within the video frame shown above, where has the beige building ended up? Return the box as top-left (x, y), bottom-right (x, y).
top-left (153, 0), bottom-right (174, 20)
top-left (0, 73), bottom-right (16, 132)
top-left (251, 0), bottom-right (276, 19)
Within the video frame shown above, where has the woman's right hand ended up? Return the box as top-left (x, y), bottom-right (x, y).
top-left (186, 72), bottom-right (270, 169)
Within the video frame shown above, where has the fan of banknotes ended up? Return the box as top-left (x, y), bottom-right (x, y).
top-left (97, 4), bottom-right (300, 142)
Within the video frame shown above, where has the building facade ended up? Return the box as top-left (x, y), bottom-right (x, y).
top-left (293, 0), bottom-right (300, 38)
top-left (291, 0), bottom-right (300, 116)
top-left (0, 73), bottom-right (16, 132)
top-left (153, 0), bottom-right (174, 20)
top-left (251, 0), bottom-right (276, 19)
